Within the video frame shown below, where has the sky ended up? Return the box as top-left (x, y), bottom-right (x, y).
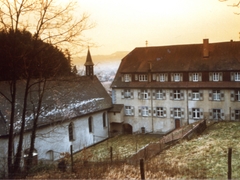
top-left (76, 0), bottom-right (240, 55)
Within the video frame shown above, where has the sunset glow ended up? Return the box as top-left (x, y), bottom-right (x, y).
top-left (77, 0), bottom-right (240, 55)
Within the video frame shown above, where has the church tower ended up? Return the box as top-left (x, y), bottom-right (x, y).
top-left (84, 48), bottom-right (94, 76)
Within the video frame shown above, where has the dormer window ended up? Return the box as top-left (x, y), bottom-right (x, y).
top-left (122, 74), bottom-right (131, 82)
top-left (209, 72), bottom-right (222, 81)
top-left (234, 72), bottom-right (240, 81)
top-left (139, 74), bottom-right (148, 82)
top-left (171, 73), bottom-right (182, 82)
top-left (231, 72), bottom-right (240, 81)
top-left (189, 73), bottom-right (202, 82)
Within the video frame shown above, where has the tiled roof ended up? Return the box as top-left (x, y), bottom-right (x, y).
top-left (118, 41), bottom-right (240, 73)
top-left (0, 75), bottom-right (112, 134)
top-left (111, 40), bottom-right (240, 88)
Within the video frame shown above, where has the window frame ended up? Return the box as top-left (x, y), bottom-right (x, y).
top-left (125, 106), bottom-right (134, 116)
top-left (139, 74), bottom-right (148, 82)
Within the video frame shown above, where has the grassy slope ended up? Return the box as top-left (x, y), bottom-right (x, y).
top-left (103, 122), bottom-right (240, 179)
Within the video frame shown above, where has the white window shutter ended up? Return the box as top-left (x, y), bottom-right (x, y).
top-left (220, 90), bottom-right (224, 101)
top-left (170, 90), bottom-right (173, 100)
top-left (199, 90), bottom-right (203, 100)
top-left (153, 107), bottom-right (156, 117)
top-left (189, 108), bottom-right (192, 119)
top-left (189, 73), bottom-right (192, 81)
top-left (121, 90), bottom-right (124, 99)
top-left (153, 74), bottom-right (156, 80)
top-left (209, 109), bottom-right (213, 120)
top-left (209, 90), bottom-right (213, 101)
top-left (152, 89), bottom-right (156, 99)
top-left (181, 108), bottom-right (185, 118)
top-left (219, 72), bottom-right (223, 81)
top-left (199, 73), bottom-right (202, 81)
top-left (180, 90), bottom-right (184, 100)
top-left (165, 73), bottom-right (168, 81)
top-left (231, 72), bottom-right (234, 81)
top-left (171, 73), bottom-right (174, 81)
top-left (230, 90), bottom-right (235, 101)
top-left (129, 74), bottom-right (132, 82)
top-left (180, 73), bottom-right (183, 81)
top-left (170, 108), bottom-right (174, 118)
top-left (135, 74), bottom-right (138, 81)
top-left (221, 109), bottom-right (225, 120)
top-left (148, 91), bottom-right (151, 100)
top-left (131, 91), bottom-right (134, 99)
top-left (188, 90), bottom-right (192, 100)
top-left (122, 75), bottom-right (124, 82)
top-left (163, 107), bottom-right (167, 117)
top-left (148, 108), bottom-right (151, 116)
top-left (131, 106), bottom-right (135, 116)
top-left (138, 91), bottom-right (141, 99)
top-left (231, 109), bottom-right (235, 120)
top-left (200, 108), bottom-right (204, 119)
top-left (138, 107), bottom-right (142, 116)
top-left (209, 72), bottom-right (213, 81)
top-left (163, 90), bottom-right (166, 100)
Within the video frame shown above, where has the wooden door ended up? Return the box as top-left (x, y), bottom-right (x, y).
top-left (175, 119), bottom-right (181, 129)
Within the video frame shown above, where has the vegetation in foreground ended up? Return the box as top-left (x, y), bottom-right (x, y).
top-left (27, 122), bottom-right (240, 179)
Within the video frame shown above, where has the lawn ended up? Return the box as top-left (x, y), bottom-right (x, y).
top-left (73, 133), bottom-right (162, 162)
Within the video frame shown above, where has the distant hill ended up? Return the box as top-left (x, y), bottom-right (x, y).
top-left (72, 51), bottom-right (129, 65)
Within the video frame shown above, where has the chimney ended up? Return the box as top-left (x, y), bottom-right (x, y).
top-left (203, 39), bottom-right (209, 58)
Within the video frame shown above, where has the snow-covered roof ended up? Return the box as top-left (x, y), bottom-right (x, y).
top-left (0, 75), bottom-right (112, 135)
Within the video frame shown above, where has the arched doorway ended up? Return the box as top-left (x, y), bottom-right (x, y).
top-left (123, 123), bottom-right (133, 134)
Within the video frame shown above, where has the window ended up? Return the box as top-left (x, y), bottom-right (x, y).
top-left (212, 90), bottom-right (221, 101)
top-left (209, 72), bottom-right (222, 81)
top-left (139, 74), bottom-right (148, 81)
top-left (68, 122), bottom-right (75, 141)
top-left (188, 90), bottom-right (203, 100)
top-left (231, 90), bottom-right (240, 101)
top-left (155, 89), bottom-right (165, 100)
top-left (173, 73), bottom-right (181, 82)
top-left (170, 90), bottom-right (184, 100)
top-left (209, 90), bottom-right (224, 101)
top-left (231, 109), bottom-right (240, 120)
top-left (138, 90), bottom-right (150, 100)
top-left (231, 72), bottom-right (240, 81)
top-left (234, 72), bottom-right (240, 81)
top-left (174, 90), bottom-right (181, 100)
top-left (189, 73), bottom-right (202, 82)
top-left (103, 112), bottom-right (107, 127)
top-left (213, 109), bottom-right (221, 120)
top-left (138, 106), bottom-right (150, 117)
top-left (153, 107), bottom-right (166, 117)
top-left (121, 89), bottom-right (133, 99)
top-left (88, 117), bottom-right (93, 133)
top-left (192, 90), bottom-right (200, 100)
top-left (189, 108), bottom-right (203, 119)
top-left (173, 108), bottom-right (182, 118)
top-left (125, 106), bottom-right (134, 116)
top-left (170, 108), bottom-right (184, 118)
top-left (158, 73), bottom-right (168, 82)
top-left (213, 73), bottom-right (219, 81)
top-left (123, 74), bottom-right (131, 82)
top-left (209, 109), bottom-right (224, 120)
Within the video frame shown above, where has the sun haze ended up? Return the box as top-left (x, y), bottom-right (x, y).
top-left (76, 0), bottom-right (240, 55)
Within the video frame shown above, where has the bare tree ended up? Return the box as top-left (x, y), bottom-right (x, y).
top-left (0, 0), bottom-right (94, 178)
top-left (219, 0), bottom-right (240, 14)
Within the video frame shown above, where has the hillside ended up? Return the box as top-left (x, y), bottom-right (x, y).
top-left (28, 122), bottom-right (240, 179)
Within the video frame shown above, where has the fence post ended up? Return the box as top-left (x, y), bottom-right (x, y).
top-left (70, 145), bottom-right (74, 173)
top-left (228, 148), bottom-right (232, 179)
top-left (140, 159), bottom-right (145, 180)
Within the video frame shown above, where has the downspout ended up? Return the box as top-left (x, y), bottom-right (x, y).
top-left (187, 89), bottom-right (189, 125)
top-left (151, 89), bottom-right (154, 133)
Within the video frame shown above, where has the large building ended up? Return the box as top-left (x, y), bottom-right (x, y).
top-left (110, 39), bottom-right (240, 134)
